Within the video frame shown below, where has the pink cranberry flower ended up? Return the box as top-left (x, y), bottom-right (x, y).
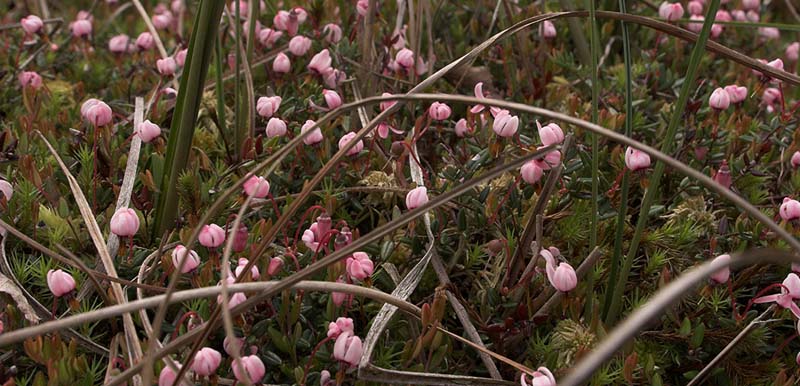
top-left (136, 120), bottom-right (161, 143)
top-left (108, 34), bottom-right (130, 53)
top-left (273, 52), bottom-right (291, 73)
top-left (659, 2), bottom-right (684, 21)
top-left (539, 20), bottom-right (556, 39)
top-left (537, 121), bottom-right (564, 146)
top-left (327, 317), bottom-right (355, 338)
top-left (191, 347), bottom-right (222, 377)
top-left (110, 207), bottom-right (140, 237)
top-left (535, 147), bottom-right (562, 170)
top-left (520, 160), bottom-right (544, 184)
top-left (380, 93), bottom-right (397, 112)
top-left (712, 161), bottom-right (732, 189)
top-left (780, 197), bottom-right (800, 221)
top-left (288, 35), bottom-right (312, 56)
top-left (338, 132), bottom-right (364, 156)
top-left (759, 27), bottom-right (780, 41)
top-left (753, 273), bottom-right (800, 318)
top-left (709, 88), bottom-right (730, 110)
top-left (308, 49), bottom-right (332, 74)
top-left (323, 23), bottom-right (343, 44)
top-left (158, 365), bottom-right (190, 386)
top-left (266, 117), bottom-right (288, 138)
top-left (520, 367), bottom-right (556, 386)
top-left (791, 151), bottom-right (800, 168)
top-left (709, 254), bottom-right (731, 284)
top-left (70, 18), bottom-right (92, 38)
top-left (21, 15), bottom-right (44, 35)
top-left (624, 146), bottom-right (651, 171)
top-left (18, 71), bottom-right (42, 90)
top-left (322, 67), bottom-right (346, 88)
top-left (493, 111), bottom-right (520, 137)
top-left (686, 15), bottom-right (703, 33)
top-left (235, 258), bottom-right (260, 280)
top-left (406, 186), bottom-right (429, 210)
top-left (135, 32), bottom-right (155, 51)
top-left (332, 277), bottom-right (347, 306)
top-left (333, 332), bottom-right (363, 367)
top-left (395, 48), bottom-right (415, 69)
top-left (428, 102), bottom-right (451, 121)
top-left (243, 175), bottom-right (270, 198)
top-left (470, 82), bottom-right (489, 114)
top-left (741, 0), bottom-right (760, 10)
top-left (301, 120), bottom-right (323, 145)
top-left (198, 224), bottom-right (225, 248)
top-left (268, 256), bottom-right (284, 276)
top-left (356, 0), bottom-right (370, 16)
top-left (687, 0), bottom-right (703, 15)
top-left (230, 225), bottom-right (249, 252)
top-left (171, 245), bottom-right (200, 274)
top-left (156, 57), bottom-right (177, 76)
top-left (256, 96), bottom-right (282, 118)
top-left (541, 248), bottom-right (577, 292)
top-left (152, 11), bottom-right (173, 30)
top-left (455, 118), bottom-right (471, 137)
top-left (0, 179), bottom-right (13, 202)
top-left (346, 252), bottom-right (374, 280)
top-left (787, 42), bottom-right (800, 63)
top-left (323, 89), bottom-right (343, 109)
top-left (224, 336), bottom-right (244, 356)
top-left (232, 355), bottom-right (265, 383)
top-left (82, 99), bottom-right (113, 127)
top-left (258, 28), bottom-right (283, 48)
top-left (723, 85), bottom-right (747, 104)
top-left (47, 269), bottom-right (76, 297)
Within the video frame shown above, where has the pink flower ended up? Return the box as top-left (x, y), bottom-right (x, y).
top-left (715, 10), bottom-right (732, 22)
top-left (686, 15), bottom-right (703, 33)
top-left (301, 120), bottom-right (323, 145)
top-left (323, 23), bottom-right (343, 44)
top-left (331, 277), bottom-right (347, 306)
top-left (710, 254), bottom-right (731, 284)
top-left (243, 175), bottom-right (270, 198)
top-left (288, 35), bottom-right (312, 56)
top-left (470, 82), bottom-right (488, 114)
top-left (158, 365), bottom-right (190, 386)
top-left (70, 19), bottom-right (92, 38)
top-left (541, 248), bottom-right (577, 292)
top-left (405, 186), bottom-right (429, 210)
top-left (274, 10), bottom-right (299, 36)
top-left (762, 87), bottom-right (781, 106)
top-left (156, 57), bottom-right (177, 76)
top-left (346, 252), bottom-right (374, 280)
top-left (768, 58), bottom-right (785, 72)
top-left (266, 117), bottom-right (288, 138)
top-left (322, 67), bottom-right (346, 88)
top-left (380, 93), bottom-right (397, 112)
top-left (323, 89), bottom-right (343, 109)
top-left (709, 87), bottom-right (730, 110)
top-left (741, 0), bottom-right (759, 10)
top-left (258, 28), bottom-right (283, 48)
top-left (273, 52), bottom-right (291, 73)
top-left (731, 10), bottom-right (747, 21)
top-left (356, 0), bottom-right (370, 16)
top-left (537, 121), bottom-right (564, 146)
top-left (108, 34), bottom-right (130, 53)
top-left (428, 102), bottom-right (451, 121)
top-left (659, 2), bottom-right (684, 21)
top-left (520, 367), bottom-right (556, 386)
top-left (0, 180), bottom-right (13, 202)
top-left (136, 119), bottom-right (161, 143)
top-left (224, 336), bottom-right (244, 356)
top-left (235, 258), bottom-right (260, 280)
top-left (723, 85), bottom-right (747, 104)
top-left (333, 332), bottom-right (363, 367)
top-left (152, 11), bottom-right (173, 30)
top-left (135, 32), bottom-right (155, 51)
top-left (308, 49), bottom-right (332, 74)
top-left (327, 317), bottom-right (355, 338)
top-left (320, 370), bottom-right (334, 386)
top-left (171, 0), bottom-right (183, 13)
top-left (171, 245), bottom-right (200, 274)
top-left (338, 132), bottom-right (364, 156)
top-left (746, 10), bottom-right (760, 22)
top-left (47, 269), bottom-right (76, 297)
top-left (395, 48), bottom-right (414, 69)
top-left (376, 122), bottom-right (395, 138)
top-left (230, 225), bottom-right (249, 252)
top-left (20, 15), bottom-right (44, 35)
top-left (759, 27), bottom-right (780, 41)
top-left (268, 256), bottom-right (284, 276)
top-left (493, 111), bottom-right (520, 137)
top-left (520, 160), bottom-right (544, 184)
top-left (18, 71), bottom-right (42, 90)
top-left (110, 207), bottom-right (139, 237)
top-left (455, 118), bottom-right (471, 137)
top-left (256, 96), bottom-right (282, 118)
top-left (199, 224), bottom-right (225, 248)
top-left (780, 197), bottom-right (800, 221)
top-left (292, 7), bottom-right (308, 24)
top-left (753, 273), bottom-right (800, 318)
top-left (232, 355), bottom-right (266, 383)
top-left (791, 151), bottom-right (800, 168)
top-left (712, 160), bottom-right (732, 189)
top-left (787, 42), bottom-right (800, 63)
top-left (539, 20), bottom-right (556, 39)
top-left (535, 148), bottom-right (562, 170)
top-left (191, 347), bottom-right (222, 377)
top-left (625, 146), bottom-right (651, 171)
top-left (83, 99), bottom-right (113, 127)
top-left (687, 0), bottom-right (703, 15)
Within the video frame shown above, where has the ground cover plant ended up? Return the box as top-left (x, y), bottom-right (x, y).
top-left (0, 0), bottom-right (799, 385)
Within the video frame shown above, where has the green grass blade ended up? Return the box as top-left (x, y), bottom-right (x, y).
top-left (586, 0), bottom-right (601, 318)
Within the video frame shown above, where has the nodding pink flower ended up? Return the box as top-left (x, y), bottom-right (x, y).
top-left (753, 273), bottom-right (800, 318)
top-left (323, 89), bottom-right (343, 109)
top-left (493, 111), bottom-right (520, 137)
top-left (686, 15), bottom-right (703, 33)
top-left (791, 151), bottom-right (800, 168)
top-left (520, 160), bottom-right (544, 184)
top-left (406, 186), bottom-right (429, 210)
top-left (687, 0), bottom-right (703, 15)
top-left (625, 146), bottom-right (651, 171)
top-left (539, 20), bottom-right (556, 39)
top-left (455, 118), bottom-right (471, 137)
top-left (323, 23), bottom-right (343, 44)
top-left (520, 367), bottom-right (557, 386)
top-left (301, 120), bottom-right (323, 145)
top-left (292, 7), bottom-right (308, 24)
top-left (322, 67), bottom-right (346, 88)
top-left (232, 355), bottom-right (266, 383)
top-left (380, 93), bottom-right (397, 112)
top-left (470, 82), bottom-right (488, 114)
top-left (230, 225), bottom-right (249, 252)
top-left (243, 175), bottom-right (270, 198)
top-left (171, 245), bottom-right (200, 274)
top-left (767, 58), bottom-right (785, 72)
top-left (191, 347), bottom-right (222, 377)
top-left (21, 15), bottom-right (44, 35)
top-left (741, 0), bottom-right (759, 10)
top-left (787, 42), bottom-right (800, 63)
top-left (70, 19), bottom-right (92, 38)
top-left (235, 258), bottom-right (260, 280)
top-left (333, 332), bottom-right (363, 367)
top-left (266, 117), bottom-right (288, 138)
top-left (331, 277), bottom-right (349, 306)
top-left (713, 160), bottom-right (732, 189)
top-left (267, 256), bottom-right (284, 276)
top-left (759, 27), bottom-right (780, 41)
top-left (346, 252), bottom-right (374, 280)
top-left (715, 10), bottom-right (732, 22)
top-left (110, 207), bottom-right (140, 237)
top-left (541, 248), bottom-right (577, 292)
top-left (159, 365), bottom-right (190, 386)
top-left (83, 99), bottom-right (113, 127)
top-left (18, 71), bottom-right (43, 90)
top-left (47, 269), bottom-right (76, 297)
top-left (174, 49), bottom-right (187, 67)
top-left (535, 147), bottom-right (561, 170)
top-left (308, 49), bottom-right (332, 74)
top-left (746, 9), bottom-right (759, 21)
top-left (256, 96), bottom-right (282, 118)
top-left (109, 34), bottom-right (130, 53)
top-left (710, 254), bottom-right (731, 284)
top-left (709, 87), bottom-right (730, 110)
top-left (198, 224), bottom-right (225, 248)
top-left (327, 317), bottom-right (355, 338)
top-left (338, 132), bottom-right (364, 156)
top-left (710, 23), bottom-right (723, 39)
top-left (659, 1), bottom-right (684, 21)
top-left (136, 119), bottom-right (161, 143)
top-left (356, 0), bottom-right (370, 16)
top-left (288, 35), bottom-right (312, 56)
top-left (219, 285), bottom-right (247, 309)
top-left (762, 87), bottom-right (781, 106)
top-left (242, 20), bottom-right (263, 40)
top-left (171, 0), bottom-right (184, 13)
top-left (156, 57), bottom-right (177, 76)
top-left (723, 85), bottom-right (747, 104)
top-left (272, 52), bottom-right (291, 73)
top-left (537, 121), bottom-right (564, 146)
top-left (258, 28), bottom-right (283, 48)
top-left (135, 32), bottom-right (155, 51)
top-left (731, 9), bottom-right (746, 21)
top-left (780, 197), bottom-right (800, 221)
top-left (391, 26), bottom-right (408, 50)
top-left (395, 48), bottom-right (415, 69)
top-left (417, 57), bottom-right (430, 75)
top-left (320, 370), bottom-right (334, 386)
top-left (273, 10), bottom-right (290, 30)
top-left (428, 102), bottom-right (451, 121)
top-left (162, 87), bottom-right (178, 99)
top-left (224, 336), bottom-right (244, 356)
top-left (0, 179), bottom-right (13, 202)
top-left (152, 11), bottom-right (174, 30)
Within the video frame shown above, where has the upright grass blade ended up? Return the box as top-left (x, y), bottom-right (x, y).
top-left (586, 0), bottom-right (600, 318)
top-left (154, 0), bottom-right (225, 234)
top-left (604, 0), bottom-right (722, 325)
top-left (601, 0), bottom-right (633, 322)
top-left (234, 1), bottom-right (243, 162)
top-left (214, 34), bottom-right (227, 140)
